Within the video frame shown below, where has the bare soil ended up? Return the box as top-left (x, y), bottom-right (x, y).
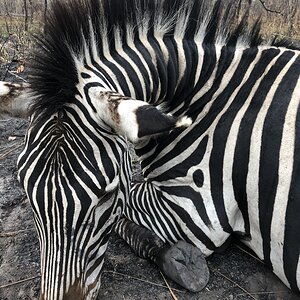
top-left (0, 115), bottom-right (299, 300)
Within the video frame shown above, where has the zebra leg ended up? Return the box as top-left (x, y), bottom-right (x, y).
top-left (114, 218), bottom-right (209, 292)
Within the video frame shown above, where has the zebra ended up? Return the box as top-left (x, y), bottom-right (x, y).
top-left (0, 81), bottom-right (30, 117)
top-left (6, 0), bottom-right (299, 298)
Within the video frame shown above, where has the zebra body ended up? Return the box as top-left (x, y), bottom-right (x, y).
top-left (16, 0), bottom-right (300, 298)
top-left (127, 47), bottom-right (300, 291)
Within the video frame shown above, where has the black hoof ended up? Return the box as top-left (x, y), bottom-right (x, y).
top-left (157, 240), bottom-right (209, 292)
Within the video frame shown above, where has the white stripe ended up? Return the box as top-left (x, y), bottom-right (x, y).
top-left (223, 49), bottom-right (282, 231)
top-left (270, 59), bottom-right (299, 287)
top-left (246, 51), bottom-right (298, 261)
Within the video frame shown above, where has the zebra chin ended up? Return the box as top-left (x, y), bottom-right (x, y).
top-left (38, 241), bottom-right (107, 300)
top-left (40, 278), bottom-right (102, 300)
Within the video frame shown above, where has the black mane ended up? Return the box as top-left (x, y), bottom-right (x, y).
top-left (29, 0), bottom-right (299, 119)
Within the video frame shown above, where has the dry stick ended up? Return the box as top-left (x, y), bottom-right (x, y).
top-left (0, 275), bottom-right (40, 289)
top-left (102, 270), bottom-right (184, 293)
top-left (7, 70), bottom-right (28, 83)
top-left (233, 244), bottom-right (264, 264)
top-left (0, 142), bottom-right (24, 160)
top-left (210, 268), bottom-right (257, 300)
top-left (160, 271), bottom-right (179, 300)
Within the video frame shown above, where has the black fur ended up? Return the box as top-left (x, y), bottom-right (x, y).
top-left (136, 105), bottom-right (177, 138)
top-left (29, 0), bottom-right (300, 121)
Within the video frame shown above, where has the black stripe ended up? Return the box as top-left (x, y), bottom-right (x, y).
top-left (109, 46), bottom-right (144, 99)
top-left (123, 43), bottom-right (151, 100)
top-left (100, 56), bottom-right (131, 96)
top-left (259, 52), bottom-right (298, 268)
top-left (83, 82), bottom-right (101, 112)
top-left (159, 190), bottom-right (217, 250)
top-left (134, 37), bottom-right (159, 103)
top-left (150, 135), bottom-right (208, 182)
top-left (160, 185), bottom-right (211, 228)
top-left (212, 48), bottom-right (280, 234)
top-left (282, 57), bottom-right (300, 294)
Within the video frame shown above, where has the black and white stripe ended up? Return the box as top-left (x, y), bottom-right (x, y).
top-left (17, 0), bottom-right (300, 298)
top-left (126, 46), bottom-right (300, 293)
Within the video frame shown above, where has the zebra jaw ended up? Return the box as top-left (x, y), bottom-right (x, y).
top-left (92, 90), bottom-right (192, 143)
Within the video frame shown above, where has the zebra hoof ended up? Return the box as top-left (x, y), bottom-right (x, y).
top-left (157, 240), bottom-right (209, 292)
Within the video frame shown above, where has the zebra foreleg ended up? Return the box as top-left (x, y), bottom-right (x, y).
top-left (114, 218), bottom-right (210, 292)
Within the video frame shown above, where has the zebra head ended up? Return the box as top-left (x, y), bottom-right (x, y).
top-left (17, 83), bottom-right (190, 300)
top-left (16, 0), bottom-right (194, 298)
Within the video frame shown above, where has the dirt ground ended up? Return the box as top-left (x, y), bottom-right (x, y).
top-left (0, 115), bottom-right (299, 300)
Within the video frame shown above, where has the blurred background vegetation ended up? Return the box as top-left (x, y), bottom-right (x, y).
top-left (0, 0), bottom-right (299, 81)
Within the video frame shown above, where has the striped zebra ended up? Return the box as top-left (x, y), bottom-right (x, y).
top-left (10, 0), bottom-right (300, 298)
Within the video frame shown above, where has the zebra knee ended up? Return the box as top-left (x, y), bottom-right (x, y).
top-left (114, 217), bottom-right (166, 262)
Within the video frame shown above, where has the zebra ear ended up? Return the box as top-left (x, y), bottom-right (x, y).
top-left (116, 100), bottom-right (192, 143)
top-left (91, 91), bottom-right (192, 143)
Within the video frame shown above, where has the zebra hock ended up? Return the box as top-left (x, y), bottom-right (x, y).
top-left (8, 0), bottom-right (300, 299)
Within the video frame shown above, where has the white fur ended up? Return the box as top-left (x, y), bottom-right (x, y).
top-left (0, 81), bottom-right (10, 96)
top-left (175, 116), bottom-right (192, 128)
top-left (117, 100), bottom-right (148, 143)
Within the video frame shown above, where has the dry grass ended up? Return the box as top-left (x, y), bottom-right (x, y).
top-left (252, 12), bottom-right (300, 41)
top-left (0, 14), bottom-right (42, 80)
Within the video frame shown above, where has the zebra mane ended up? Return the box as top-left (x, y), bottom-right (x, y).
top-left (29, 0), bottom-right (298, 119)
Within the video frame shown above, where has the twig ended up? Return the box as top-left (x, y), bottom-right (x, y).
top-left (7, 70), bottom-right (28, 83)
top-left (0, 142), bottom-right (24, 160)
top-left (0, 227), bottom-right (34, 237)
top-left (234, 244), bottom-right (264, 264)
top-left (257, 0), bottom-right (283, 15)
top-left (102, 270), bottom-right (184, 293)
top-left (210, 268), bottom-right (257, 300)
top-left (236, 290), bottom-right (292, 297)
top-left (0, 275), bottom-right (40, 289)
top-left (160, 271), bottom-right (179, 300)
